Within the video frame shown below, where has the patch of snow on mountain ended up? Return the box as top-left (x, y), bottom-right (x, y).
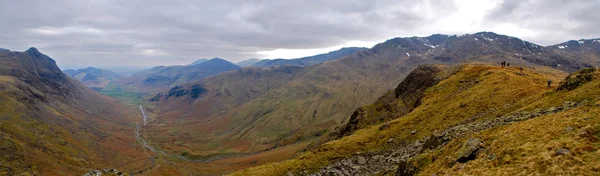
top-left (406, 52), bottom-right (410, 57)
top-left (558, 45), bottom-right (566, 49)
top-left (424, 44), bottom-right (437, 48)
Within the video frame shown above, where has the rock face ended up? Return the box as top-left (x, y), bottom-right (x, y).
top-left (556, 67), bottom-right (597, 91)
top-left (328, 65), bottom-right (450, 140)
top-left (456, 138), bottom-right (483, 163)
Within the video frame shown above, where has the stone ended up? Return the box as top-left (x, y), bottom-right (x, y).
top-left (487, 153), bottom-right (496, 160)
top-left (357, 156), bottom-right (367, 165)
top-left (388, 138), bottom-right (395, 143)
top-left (564, 126), bottom-right (574, 133)
top-left (379, 122), bottom-right (390, 131)
top-left (547, 107), bottom-right (556, 112)
top-left (421, 134), bottom-right (447, 152)
top-left (556, 148), bottom-right (570, 155)
top-left (396, 159), bottom-right (417, 176)
top-left (411, 130), bottom-right (418, 135)
top-left (287, 172), bottom-right (294, 176)
top-left (457, 138), bottom-right (483, 163)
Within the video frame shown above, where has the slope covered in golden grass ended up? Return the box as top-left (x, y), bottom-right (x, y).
top-left (231, 64), bottom-right (600, 175)
top-left (0, 48), bottom-right (148, 175)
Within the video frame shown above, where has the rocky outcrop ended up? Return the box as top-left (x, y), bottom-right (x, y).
top-left (306, 100), bottom-right (586, 176)
top-left (83, 168), bottom-right (125, 176)
top-left (456, 138), bottom-right (482, 163)
top-left (556, 67), bottom-right (597, 91)
top-left (328, 65), bottom-right (449, 140)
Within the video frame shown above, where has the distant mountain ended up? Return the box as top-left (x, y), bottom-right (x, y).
top-left (63, 67), bottom-right (121, 90)
top-left (235, 58), bottom-right (261, 67)
top-left (0, 47), bottom-right (145, 174)
top-left (148, 32), bottom-right (600, 159)
top-left (117, 58), bottom-right (241, 93)
top-left (252, 47), bottom-right (368, 67)
top-left (190, 58), bottom-right (210, 65)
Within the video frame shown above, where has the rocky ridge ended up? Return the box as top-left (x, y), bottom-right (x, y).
top-left (302, 100), bottom-right (586, 176)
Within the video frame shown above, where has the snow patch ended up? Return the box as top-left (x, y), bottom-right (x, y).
top-left (557, 64), bottom-right (562, 67)
top-left (474, 38), bottom-right (479, 41)
top-left (594, 40), bottom-right (600, 43)
top-left (558, 45), bottom-right (566, 49)
top-left (406, 52), bottom-right (410, 57)
top-left (424, 44), bottom-right (437, 48)
top-left (483, 37), bottom-right (494, 41)
top-left (578, 40), bottom-right (585, 45)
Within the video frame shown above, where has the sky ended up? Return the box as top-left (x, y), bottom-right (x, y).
top-left (0, 0), bottom-right (598, 69)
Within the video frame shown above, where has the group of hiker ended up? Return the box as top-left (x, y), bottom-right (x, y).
top-left (500, 61), bottom-right (552, 88)
top-left (500, 61), bottom-right (523, 72)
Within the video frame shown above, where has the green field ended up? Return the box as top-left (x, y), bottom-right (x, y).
top-left (100, 91), bottom-right (146, 105)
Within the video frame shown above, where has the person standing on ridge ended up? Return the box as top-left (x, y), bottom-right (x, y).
top-left (547, 79), bottom-right (552, 88)
top-left (507, 63), bottom-right (510, 67)
top-left (520, 67), bottom-right (524, 73)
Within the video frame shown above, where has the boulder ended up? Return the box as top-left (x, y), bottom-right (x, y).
top-left (457, 138), bottom-right (483, 163)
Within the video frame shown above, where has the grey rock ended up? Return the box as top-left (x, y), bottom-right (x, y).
top-left (287, 171), bottom-right (294, 176)
top-left (457, 138), bottom-right (483, 163)
top-left (556, 148), bottom-right (570, 155)
top-left (357, 156), bottom-right (367, 165)
top-left (547, 107), bottom-right (556, 112)
top-left (564, 126), bottom-right (574, 133)
top-left (395, 159), bottom-right (417, 176)
top-left (388, 138), bottom-right (395, 143)
top-left (411, 130), bottom-right (418, 135)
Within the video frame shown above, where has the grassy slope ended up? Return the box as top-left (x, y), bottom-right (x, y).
top-left (420, 68), bottom-right (600, 175)
top-left (231, 65), bottom-right (573, 175)
top-left (0, 75), bottom-right (148, 175)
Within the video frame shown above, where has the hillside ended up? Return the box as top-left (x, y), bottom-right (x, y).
top-left (232, 65), bottom-right (600, 175)
top-left (252, 47), bottom-right (368, 67)
top-left (116, 58), bottom-right (241, 93)
top-left (147, 32), bottom-right (600, 166)
top-left (0, 48), bottom-right (147, 175)
top-left (63, 67), bottom-right (121, 90)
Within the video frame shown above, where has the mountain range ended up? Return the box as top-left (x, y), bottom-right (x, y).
top-left (235, 58), bottom-right (261, 67)
top-left (115, 58), bottom-right (241, 93)
top-left (144, 32), bottom-right (600, 165)
top-left (251, 47), bottom-right (368, 67)
top-left (63, 67), bottom-right (121, 90)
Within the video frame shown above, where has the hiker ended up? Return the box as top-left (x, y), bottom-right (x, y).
top-left (507, 63), bottom-right (510, 67)
top-left (501, 61), bottom-right (505, 67)
top-left (520, 67), bottom-right (524, 73)
top-left (547, 79), bottom-right (552, 88)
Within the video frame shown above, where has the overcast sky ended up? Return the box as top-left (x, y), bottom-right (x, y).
top-left (0, 0), bottom-right (598, 68)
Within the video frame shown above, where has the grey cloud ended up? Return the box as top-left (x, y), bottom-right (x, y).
top-left (485, 0), bottom-right (600, 44)
top-left (0, 0), bottom-right (596, 68)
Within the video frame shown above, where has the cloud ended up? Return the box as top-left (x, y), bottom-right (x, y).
top-left (0, 0), bottom-right (597, 68)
